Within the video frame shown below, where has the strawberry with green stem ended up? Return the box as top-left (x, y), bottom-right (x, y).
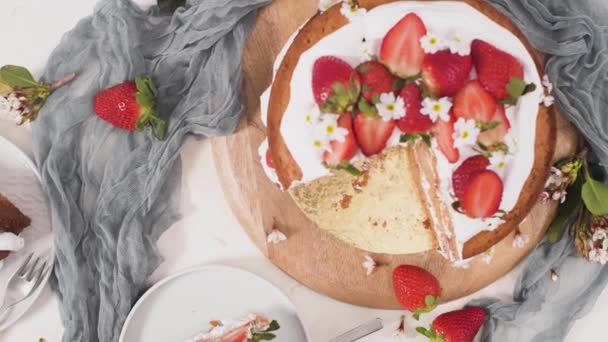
top-left (393, 265), bottom-right (442, 320)
top-left (417, 307), bottom-right (487, 342)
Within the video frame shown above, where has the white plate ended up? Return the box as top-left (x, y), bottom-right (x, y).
top-left (120, 265), bottom-right (309, 342)
top-left (0, 135), bottom-right (54, 330)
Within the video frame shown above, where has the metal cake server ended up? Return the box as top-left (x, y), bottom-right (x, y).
top-left (328, 318), bottom-right (384, 342)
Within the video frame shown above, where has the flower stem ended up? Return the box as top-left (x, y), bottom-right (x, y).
top-left (48, 72), bottom-right (77, 91)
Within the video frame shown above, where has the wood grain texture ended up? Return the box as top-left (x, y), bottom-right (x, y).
top-left (211, 0), bottom-right (578, 308)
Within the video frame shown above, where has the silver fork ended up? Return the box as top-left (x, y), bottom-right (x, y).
top-left (0, 253), bottom-right (51, 319)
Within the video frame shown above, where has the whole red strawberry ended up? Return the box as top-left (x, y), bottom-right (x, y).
top-left (312, 56), bottom-right (361, 114)
top-left (393, 265), bottom-right (442, 320)
top-left (397, 83), bottom-right (433, 134)
top-left (356, 61), bottom-right (398, 103)
top-left (421, 51), bottom-right (472, 97)
top-left (94, 76), bottom-right (166, 139)
top-left (417, 307), bottom-right (487, 342)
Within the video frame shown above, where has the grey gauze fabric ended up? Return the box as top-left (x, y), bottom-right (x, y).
top-left (469, 1), bottom-right (608, 341)
top-left (31, 0), bottom-right (269, 341)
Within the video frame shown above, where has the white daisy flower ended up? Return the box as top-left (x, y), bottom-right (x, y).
top-left (446, 35), bottom-right (471, 56)
top-left (305, 106), bottom-right (322, 126)
top-left (489, 151), bottom-right (513, 174)
top-left (340, 2), bottom-right (367, 21)
top-left (542, 75), bottom-right (554, 93)
top-left (312, 135), bottom-right (330, 154)
top-left (504, 131), bottom-right (518, 154)
top-left (540, 93), bottom-right (555, 107)
top-left (317, 114), bottom-right (349, 142)
top-left (421, 97), bottom-right (452, 122)
top-left (267, 229), bottom-right (287, 244)
top-left (513, 232), bottom-right (529, 248)
top-left (420, 33), bottom-right (445, 54)
top-left (452, 118), bottom-right (480, 148)
top-left (319, 0), bottom-right (340, 11)
top-left (362, 255), bottom-right (377, 276)
top-left (376, 93), bottom-right (406, 121)
top-left (482, 247), bottom-right (495, 265)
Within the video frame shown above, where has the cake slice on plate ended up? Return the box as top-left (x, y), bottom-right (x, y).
top-left (184, 315), bottom-right (279, 342)
top-left (0, 193), bottom-right (29, 261)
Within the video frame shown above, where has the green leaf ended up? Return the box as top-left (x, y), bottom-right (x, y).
top-left (158, 0), bottom-right (186, 13)
top-left (425, 295), bottom-right (435, 307)
top-left (420, 82), bottom-right (436, 100)
top-left (152, 118), bottom-right (167, 140)
top-left (337, 161), bottom-right (363, 176)
top-left (413, 312), bottom-right (421, 321)
top-left (547, 175), bottom-right (583, 243)
top-left (358, 97), bottom-right (378, 117)
top-left (372, 93), bottom-right (380, 105)
top-left (416, 326), bottom-right (434, 338)
top-left (0, 65), bottom-right (40, 88)
top-left (249, 332), bottom-right (277, 342)
top-left (393, 78), bottom-right (406, 91)
top-left (400, 134), bottom-right (414, 143)
top-left (478, 121), bottom-right (501, 132)
top-left (403, 73), bottom-right (422, 84)
top-left (582, 176), bottom-right (608, 216)
top-left (332, 82), bottom-right (347, 95)
top-left (505, 77), bottom-right (537, 106)
top-left (267, 320), bottom-right (280, 332)
top-left (421, 134), bottom-right (432, 147)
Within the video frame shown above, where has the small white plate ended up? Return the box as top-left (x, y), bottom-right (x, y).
top-left (0, 135), bottom-right (54, 330)
top-left (120, 265), bottom-right (309, 342)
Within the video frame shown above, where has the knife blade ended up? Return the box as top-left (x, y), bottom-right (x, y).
top-left (328, 318), bottom-right (384, 342)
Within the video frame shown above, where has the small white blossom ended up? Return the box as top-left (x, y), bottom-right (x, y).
top-left (593, 230), bottom-right (607, 242)
top-left (312, 134), bottom-right (330, 154)
top-left (376, 93), bottom-right (406, 121)
top-left (340, 2), bottom-right (367, 21)
top-left (319, 0), bottom-right (340, 11)
top-left (513, 232), bottom-right (530, 248)
top-left (589, 248), bottom-right (608, 265)
top-left (489, 151), bottom-right (512, 174)
top-left (362, 255), bottom-right (377, 276)
top-left (446, 35), bottom-right (471, 56)
top-left (452, 118), bottom-right (480, 148)
top-left (504, 132), bottom-right (518, 154)
top-left (542, 75), bottom-right (554, 93)
top-left (482, 247), bottom-right (495, 265)
top-left (316, 114), bottom-right (349, 142)
top-left (420, 33), bottom-right (445, 54)
top-left (551, 189), bottom-right (567, 203)
top-left (540, 94), bottom-right (555, 107)
top-left (540, 191), bottom-right (551, 203)
top-left (267, 229), bottom-right (287, 244)
top-left (305, 106), bottom-right (322, 126)
top-left (0, 93), bottom-right (26, 124)
top-left (545, 167), bottom-right (564, 188)
top-left (421, 97), bottom-right (452, 122)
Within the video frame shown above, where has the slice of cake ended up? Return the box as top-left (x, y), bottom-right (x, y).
top-left (0, 193), bottom-right (29, 261)
top-left (184, 315), bottom-right (279, 342)
top-left (260, 0), bottom-right (555, 262)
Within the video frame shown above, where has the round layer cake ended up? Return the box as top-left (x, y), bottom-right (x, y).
top-left (260, 0), bottom-right (556, 261)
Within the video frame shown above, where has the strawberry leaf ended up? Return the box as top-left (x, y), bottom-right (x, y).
top-left (337, 161), bottom-right (363, 176)
top-left (400, 134), bottom-right (414, 143)
top-left (0, 65), bottom-right (40, 88)
top-left (372, 93), bottom-right (381, 105)
top-left (478, 121), bottom-right (501, 132)
top-left (266, 320), bottom-right (280, 332)
top-left (421, 134), bottom-right (432, 147)
top-left (393, 78), bottom-right (406, 91)
top-left (504, 77), bottom-right (537, 106)
top-left (358, 97), bottom-right (378, 117)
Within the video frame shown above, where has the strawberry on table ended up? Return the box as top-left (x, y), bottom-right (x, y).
top-left (379, 13), bottom-right (428, 78)
top-left (353, 110), bottom-right (396, 157)
top-left (397, 83), bottom-right (434, 134)
top-left (312, 56), bottom-right (361, 113)
top-left (417, 307), bottom-right (487, 342)
top-left (452, 155), bottom-right (490, 200)
top-left (356, 61), bottom-right (398, 102)
top-left (323, 113), bottom-right (358, 166)
top-left (432, 113), bottom-right (460, 163)
top-left (459, 170), bottom-right (504, 218)
top-left (393, 265), bottom-right (442, 320)
top-left (472, 39), bottom-right (535, 103)
top-left (477, 104), bottom-right (510, 147)
top-left (94, 76), bottom-right (166, 139)
top-left (453, 80), bottom-right (497, 123)
top-left (421, 50), bottom-right (472, 97)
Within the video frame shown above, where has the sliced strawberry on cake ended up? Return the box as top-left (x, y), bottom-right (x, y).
top-left (459, 170), bottom-right (504, 218)
top-left (477, 104), bottom-right (510, 147)
top-left (472, 39), bottom-right (535, 104)
top-left (354, 111), bottom-right (396, 157)
top-left (323, 113), bottom-right (358, 166)
top-left (432, 113), bottom-right (460, 163)
top-left (453, 80), bottom-right (497, 124)
top-left (185, 315), bottom-right (279, 342)
top-left (452, 155), bottom-right (490, 200)
top-left (397, 83), bottom-right (434, 134)
top-left (421, 50), bottom-right (472, 97)
top-left (393, 265), bottom-right (442, 320)
top-left (379, 13), bottom-right (427, 78)
top-left (356, 61), bottom-right (398, 102)
top-left (312, 56), bottom-right (361, 113)
top-left (417, 307), bottom-right (487, 342)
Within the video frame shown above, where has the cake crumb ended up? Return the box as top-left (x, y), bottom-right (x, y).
top-left (423, 219), bottom-right (432, 230)
top-left (340, 195), bottom-right (353, 209)
top-left (352, 171), bottom-right (370, 193)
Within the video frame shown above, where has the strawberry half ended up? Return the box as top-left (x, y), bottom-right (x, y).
top-left (421, 51), bottom-right (472, 97)
top-left (460, 170), bottom-right (504, 218)
top-left (452, 155), bottom-right (490, 200)
top-left (312, 56), bottom-right (361, 114)
top-left (453, 80), bottom-right (496, 123)
top-left (323, 113), bottom-right (358, 166)
top-left (477, 104), bottom-right (510, 147)
top-left (379, 13), bottom-right (427, 78)
top-left (221, 328), bottom-right (248, 342)
top-left (397, 83), bottom-right (433, 134)
top-left (432, 113), bottom-right (460, 163)
top-left (472, 39), bottom-right (524, 101)
top-left (94, 76), bottom-right (166, 139)
top-left (417, 307), bottom-right (487, 342)
top-left (393, 265), bottom-right (442, 320)
top-left (356, 61), bottom-right (398, 102)
top-left (354, 111), bottom-right (396, 157)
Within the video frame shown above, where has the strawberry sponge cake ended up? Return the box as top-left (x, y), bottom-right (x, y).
top-left (259, 0), bottom-right (556, 262)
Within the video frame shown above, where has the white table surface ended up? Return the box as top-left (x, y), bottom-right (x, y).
top-left (0, 1), bottom-right (605, 341)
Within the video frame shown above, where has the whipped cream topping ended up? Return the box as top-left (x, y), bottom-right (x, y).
top-left (0, 232), bottom-right (25, 251)
top-left (261, 1), bottom-right (543, 258)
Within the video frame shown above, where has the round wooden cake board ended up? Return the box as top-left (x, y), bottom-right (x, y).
top-left (211, 0), bottom-right (579, 309)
